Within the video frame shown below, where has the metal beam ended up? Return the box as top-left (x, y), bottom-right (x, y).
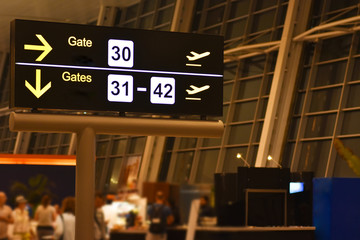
top-left (293, 15), bottom-right (360, 42)
top-left (9, 113), bottom-right (224, 138)
top-left (255, 0), bottom-right (299, 167)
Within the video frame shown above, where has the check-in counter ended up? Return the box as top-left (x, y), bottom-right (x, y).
top-left (110, 226), bottom-right (315, 240)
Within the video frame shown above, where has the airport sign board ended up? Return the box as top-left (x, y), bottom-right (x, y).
top-left (10, 19), bottom-right (223, 116)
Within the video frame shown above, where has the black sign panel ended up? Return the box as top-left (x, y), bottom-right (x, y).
top-left (10, 19), bottom-right (223, 116)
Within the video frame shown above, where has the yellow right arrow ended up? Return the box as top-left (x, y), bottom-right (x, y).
top-left (24, 34), bottom-right (52, 61)
top-left (25, 69), bottom-right (51, 98)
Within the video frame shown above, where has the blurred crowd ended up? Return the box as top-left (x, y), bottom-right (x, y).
top-left (0, 191), bottom-right (107, 240)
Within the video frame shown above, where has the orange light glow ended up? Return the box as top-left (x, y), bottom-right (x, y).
top-left (0, 154), bottom-right (76, 166)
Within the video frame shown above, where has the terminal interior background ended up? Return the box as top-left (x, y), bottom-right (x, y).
top-left (0, 0), bottom-right (360, 202)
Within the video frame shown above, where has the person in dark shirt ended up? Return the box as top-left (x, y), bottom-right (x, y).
top-left (199, 196), bottom-right (215, 218)
top-left (146, 191), bottom-right (174, 240)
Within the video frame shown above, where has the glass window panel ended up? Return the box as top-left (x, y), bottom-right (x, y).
top-left (248, 32), bottom-right (272, 44)
top-left (223, 82), bottom-right (233, 102)
top-left (96, 158), bottom-right (105, 189)
top-left (204, 26), bottom-right (221, 35)
top-left (350, 58), bottom-right (360, 81)
top-left (304, 114), bottom-right (336, 138)
top-left (258, 98), bottom-right (268, 119)
top-left (254, 121), bottom-right (263, 143)
top-left (298, 140), bottom-right (330, 177)
top-left (203, 137), bottom-right (221, 147)
top-left (225, 19), bottom-right (246, 40)
top-left (282, 142), bottom-right (295, 168)
top-left (329, 0), bottom-right (358, 12)
top-left (224, 62), bottom-right (238, 81)
top-left (195, 0), bottom-right (205, 11)
top-left (195, 149), bottom-right (219, 183)
top-left (179, 138), bottom-right (197, 149)
top-left (96, 141), bottom-right (109, 156)
top-left (156, 7), bottom-right (173, 25)
top-left (111, 139), bottom-right (127, 155)
top-left (37, 149), bottom-right (45, 154)
top-left (233, 101), bottom-right (257, 122)
top-left (333, 137), bottom-right (360, 177)
top-left (251, 10), bottom-right (275, 33)
top-left (160, 0), bottom-right (175, 7)
top-left (299, 68), bottom-right (310, 90)
top-left (223, 146), bottom-right (248, 172)
top-left (237, 77), bottom-right (262, 99)
top-left (288, 117), bottom-right (300, 140)
top-left (59, 146), bottom-right (69, 155)
top-left (124, 21), bottom-right (136, 29)
top-left (192, 13), bottom-right (201, 31)
top-left (47, 148), bottom-right (57, 154)
top-left (221, 104), bottom-right (229, 123)
top-left (97, 135), bottom-right (111, 140)
top-left (309, 87), bottom-right (341, 112)
top-left (341, 111), bottom-right (360, 135)
top-left (142, 0), bottom-right (156, 13)
top-left (114, 8), bottom-right (122, 26)
top-left (205, 6), bottom-right (225, 26)
top-left (269, 52), bottom-right (278, 72)
top-left (172, 151), bottom-right (194, 183)
top-left (154, 24), bottom-right (171, 31)
top-left (228, 124), bottom-right (252, 144)
top-left (294, 92), bottom-right (305, 115)
top-left (249, 145), bottom-right (258, 165)
top-left (126, 4), bottom-right (139, 20)
top-left (241, 55), bottom-right (266, 77)
top-left (346, 84), bottom-right (360, 108)
top-left (304, 43), bottom-right (315, 65)
top-left (49, 133), bottom-right (60, 145)
top-left (314, 61), bottom-right (346, 87)
top-left (38, 134), bottom-right (47, 147)
top-left (209, 0), bottom-right (226, 7)
top-left (319, 35), bottom-right (352, 61)
top-left (263, 75), bottom-right (272, 95)
top-left (255, 0), bottom-right (277, 11)
top-left (209, 105), bottom-right (228, 123)
top-left (106, 157), bottom-right (123, 193)
top-left (129, 137), bottom-right (146, 154)
top-left (61, 134), bottom-right (71, 144)
top-left (139, 15), bottom-right (154, 29)
top-left (230, 0), bottom-right (250, 18)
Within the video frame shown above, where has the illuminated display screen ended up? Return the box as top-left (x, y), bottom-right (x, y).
top-left (10, 19), bottom-right (223, 116)
top-left (289, 182), bottom-right (304, 194)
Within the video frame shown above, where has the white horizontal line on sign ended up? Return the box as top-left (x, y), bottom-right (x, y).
top-left (186, 97), bottom-right (201, 101)
top-left (137, 87), bottom-right (147, 92)
top-left (186, 63), bottom-right (202, 67)
top-left (16, 62), bottom-right (223, 78)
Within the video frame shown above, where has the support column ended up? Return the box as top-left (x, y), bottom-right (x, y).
top-left (255, 0), bottom-right (299, 167)
top-left (75, 127), bottom-right (96, 240)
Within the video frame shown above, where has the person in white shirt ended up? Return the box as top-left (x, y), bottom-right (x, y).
top-left (0, 192), bottom-right (13, 240)
top-left (54, 197), bottom-right (75, 240)
top-left (35, 195), bottom-right (56, 240)
top-left (12, 196), bottom-right (33, 240)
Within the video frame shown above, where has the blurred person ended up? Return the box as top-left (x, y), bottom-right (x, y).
top-left (146, 191), bottom-right (174, 240)
top-left (199, 196), bottom-right (215, 218)
top-left (34, 195), bottom-right (56, 240)
top-left (12, 196), bottom-right (33, 240)
top-left (54, 197), bottom-right (75, 240)
top-left (94, 193), bottom-right (106, 240)
top-left (0, 192), bottom-right (13, 240)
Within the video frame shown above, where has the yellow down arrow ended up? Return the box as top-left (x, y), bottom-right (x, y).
top-left (25, 69), bottom-right (51, 98)
top-left (24, 34), bottom-right (52, 62)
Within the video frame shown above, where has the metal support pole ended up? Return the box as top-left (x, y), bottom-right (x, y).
top-left (75, 127), bottom-right (96, 240)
